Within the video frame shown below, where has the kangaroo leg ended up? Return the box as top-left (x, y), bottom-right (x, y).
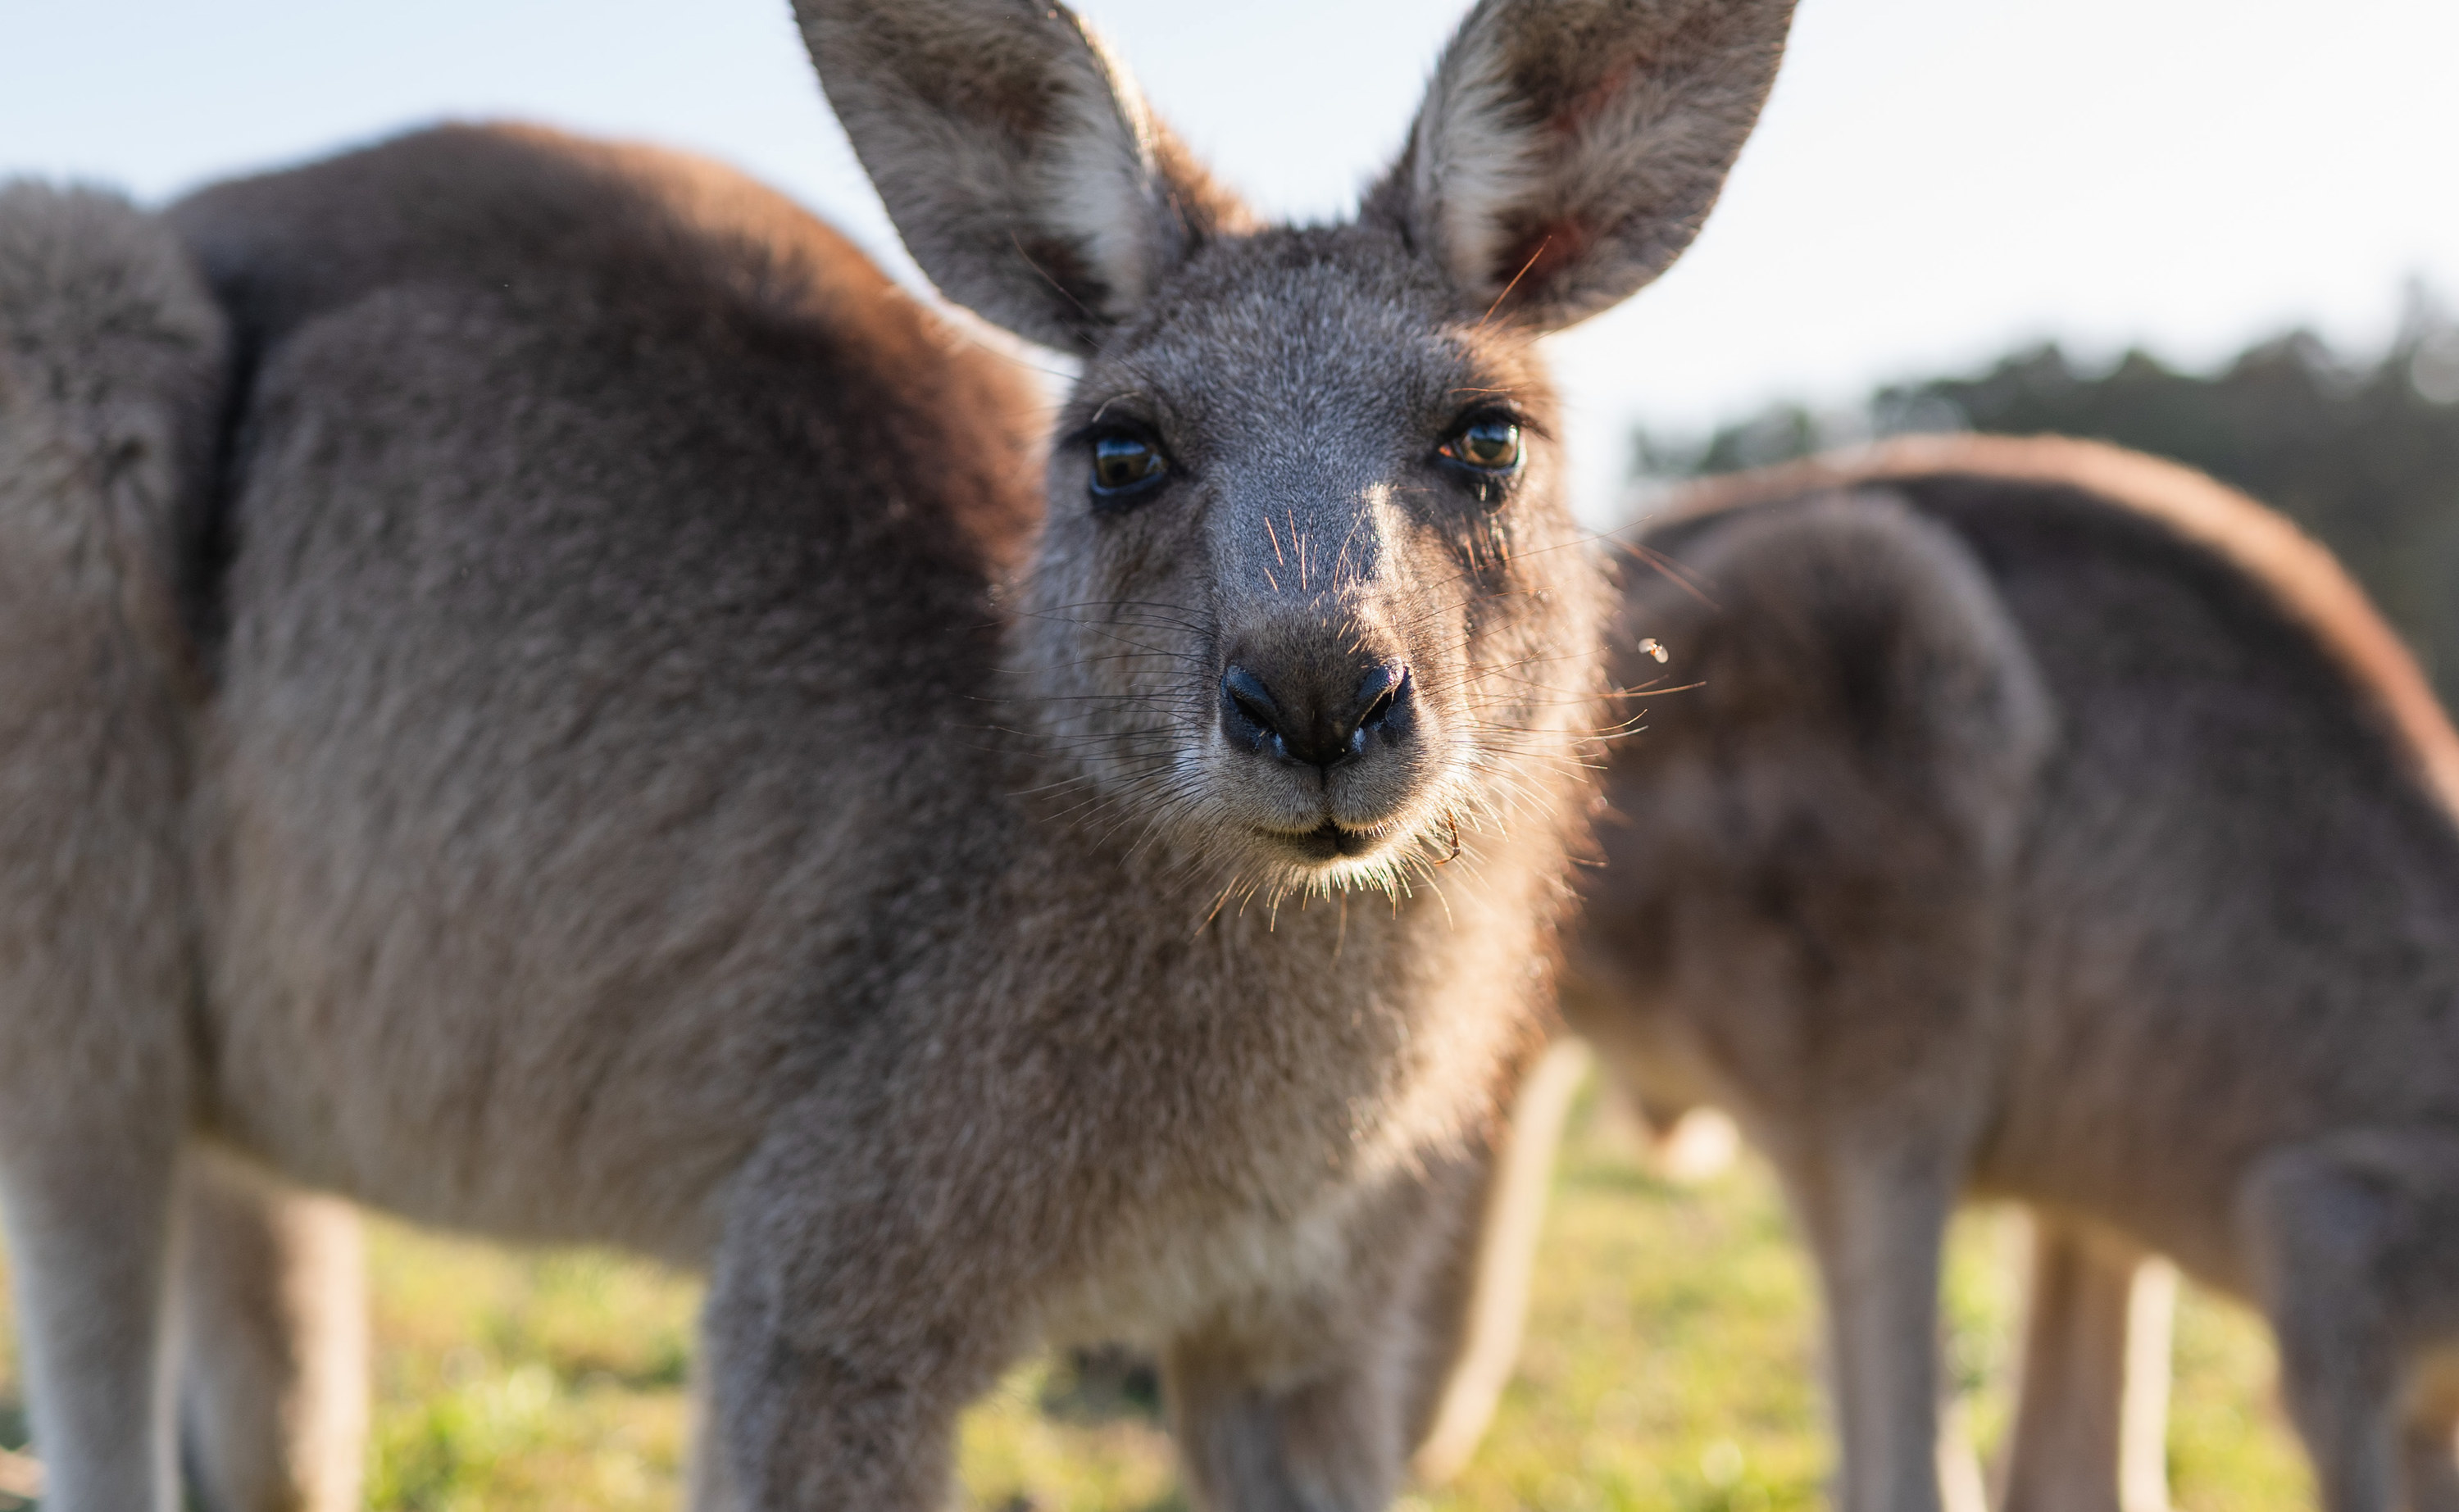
top-left (1998, 1217), bottom-right (2173, 1512)
top-left (696, 1107), bottom-right (1034, 1511)
top-left (699, 1255), bottom-right (998, 1510)
top-left (1938, 1391), bottom-right (1989, 1512)
top-left (686, 1353), bottom-right (745, 1512)
top-left (1783, 1148), bottom-right (1958, 1512)
top-left (174, 1152), bottom-right (367, 1512)
top-left (2118, 1257), bottom-right (2179, 1512)
top-left (1167, 1334), bottom-right (1406, 1512)
top-left (1170, 1152), bottom-right (1491, 1512)
top-left (0, 1135), bottom-right (183, 1511)
top-left (2239, 1134), bottom-right (2459, 1512)
top-left (2000, 1215), bottom-right (2129, 1512)
top-left (2402, 1355), bottom-right (2459, 1512)
top-left (1407, 1038), bottom-right (1588, 1487)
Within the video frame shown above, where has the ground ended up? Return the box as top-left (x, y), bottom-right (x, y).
top-left (0, 1069), bottom-right (2314, 1511)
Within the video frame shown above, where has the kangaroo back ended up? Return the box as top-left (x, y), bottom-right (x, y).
top-left (1569, 489), bottom-right (2052, 1141)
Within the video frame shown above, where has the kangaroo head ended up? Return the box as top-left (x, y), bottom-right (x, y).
top-left (801, 0), bottom-right (1793, 896)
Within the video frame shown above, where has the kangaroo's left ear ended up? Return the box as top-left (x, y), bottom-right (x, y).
top-left (796, 0), bottom-right (1252, 355)
top-left (1370, 0), bottom-right (1796, 334)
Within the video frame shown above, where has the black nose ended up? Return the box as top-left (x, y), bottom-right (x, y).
top-left (1220, 658), bottom-right (1413, 769)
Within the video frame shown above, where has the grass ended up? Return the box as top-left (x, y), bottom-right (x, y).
top-left (0, 1070), bottom-right (2316, 1510)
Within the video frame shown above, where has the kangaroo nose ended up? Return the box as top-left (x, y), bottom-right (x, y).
top-left (1220, 658), bottom-right (1414, 769)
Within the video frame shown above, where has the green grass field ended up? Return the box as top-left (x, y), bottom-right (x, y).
top-left (0, 1070), bottom-right (2316, 1510)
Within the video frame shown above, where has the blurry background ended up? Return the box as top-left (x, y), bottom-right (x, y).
top-left (4, 2), bottom-right (2457, 1505)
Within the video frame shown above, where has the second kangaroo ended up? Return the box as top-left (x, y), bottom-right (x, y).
top-left (1571, 437), bottom-right (2459, 1512)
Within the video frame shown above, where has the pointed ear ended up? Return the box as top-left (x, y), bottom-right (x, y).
top-left (795, 0), bottom-right (1252, 354)
top-left (1370, 0), bottom-right (1796, 333)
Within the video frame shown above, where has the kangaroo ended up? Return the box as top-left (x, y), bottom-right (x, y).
top-left (0, 0), bottom-right (1797, 1505)
top-left (1552, 434), bottom-right (2459, 1512)
top-left (1410, 1044), bottom-right (2172, 1512)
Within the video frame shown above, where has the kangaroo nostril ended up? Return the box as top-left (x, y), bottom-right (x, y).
top-left (1347, 664), bottom-right (1411, 756)
top-left (1220, 664), bottom-right (1288, 754)
top-left (1222, 656), bottom-right (1411, 768)
top-left (1352, 664), bottom-right (1403, 727)
top-left (1223, 665), bottom-right (1282, 728)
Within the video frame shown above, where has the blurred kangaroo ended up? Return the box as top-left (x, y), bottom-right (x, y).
top-left (0, 0), bottom-right (1798, 1505)
top-left (1554, 434), bottom-right (2459, 1512)
top-left (1409, 1042), bottom-right (2170, 1512)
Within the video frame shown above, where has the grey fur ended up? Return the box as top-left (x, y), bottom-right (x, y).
top-left (1565, 435), bottom-right (2459, 1512)
top-left (0, 0), bottom-right (1790, 1504)
top-left (0, 181), bottom-right (221, 1512)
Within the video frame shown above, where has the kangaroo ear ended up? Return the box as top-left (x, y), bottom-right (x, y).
top-left (1371, 0), bottom-right (1796, 333)
top-left (796, 0), bottom-right (1252, 354)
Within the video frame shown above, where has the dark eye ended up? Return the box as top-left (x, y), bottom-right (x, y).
top-left (1089, 432), bottom-right (1168, 499)
top-left (1439, 417), bottom-right (1523, 473)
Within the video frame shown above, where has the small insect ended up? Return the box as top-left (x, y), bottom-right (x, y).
top-left (1638, 638), bottom-right (1669, 663)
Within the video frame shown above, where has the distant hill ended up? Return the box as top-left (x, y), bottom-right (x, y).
top-left (1633, 288), bottom-right (2459, 706)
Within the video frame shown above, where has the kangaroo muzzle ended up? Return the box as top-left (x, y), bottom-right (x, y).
top-left (1219, 653), bottom-right (1415, 772)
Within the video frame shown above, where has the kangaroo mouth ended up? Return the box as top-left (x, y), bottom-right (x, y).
top-left (1263, 820), bottom-right (1388, 862)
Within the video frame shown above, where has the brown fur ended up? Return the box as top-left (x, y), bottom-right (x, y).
top-left (1562, 434), bottom-right (2459, 1512)
top-left (0, 1), bottom-right (1794, 1505)
top-left (1997, 1221), bottom-right (2174, 1512)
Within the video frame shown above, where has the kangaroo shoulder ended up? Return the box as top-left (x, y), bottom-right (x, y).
top-left (1620, 480), bottom-right (2052, 824)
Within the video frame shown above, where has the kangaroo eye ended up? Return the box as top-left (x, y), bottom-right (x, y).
top-left (1439, 418), bottom-right (1523, 473)
top-left (1089, 433), bottom-right (1168, 498)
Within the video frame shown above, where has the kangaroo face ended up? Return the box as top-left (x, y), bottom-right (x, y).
top-left (1024, 232), bottom-right (1595, 892)
top-left (803, 0), bottom-right (1797, 893)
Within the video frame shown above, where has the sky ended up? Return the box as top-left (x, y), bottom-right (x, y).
top-left (7, 0), bottom-right (2457, 521)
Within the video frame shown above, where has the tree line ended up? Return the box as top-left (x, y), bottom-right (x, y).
top-left (1634, 286), bottom-right (2459, 706)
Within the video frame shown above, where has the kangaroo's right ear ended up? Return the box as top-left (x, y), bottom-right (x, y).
top-left (1370, 0), bottom-right (1797, 334)
top-left (796, 0), bottom-right (1252, 355)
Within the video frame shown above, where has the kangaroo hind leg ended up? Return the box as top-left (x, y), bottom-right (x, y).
top-left (2398, 1351), bottom-right (2459, 1512)
top-left (2239, 1133), bottom-right (2459, 1512)
top-left (1783, 1148), bottom-right (1961, 1512)
top-left (1999, 1215), bottom-right (2174, 1512)
top-left (175, 1152), bottom-right (368, 1512)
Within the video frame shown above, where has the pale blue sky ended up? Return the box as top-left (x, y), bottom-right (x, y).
top-left (7, 0), bottom-right (2456, 519)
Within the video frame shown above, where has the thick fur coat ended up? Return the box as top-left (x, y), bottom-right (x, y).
top-left (0, 2), bottom-right (1795, 1506)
